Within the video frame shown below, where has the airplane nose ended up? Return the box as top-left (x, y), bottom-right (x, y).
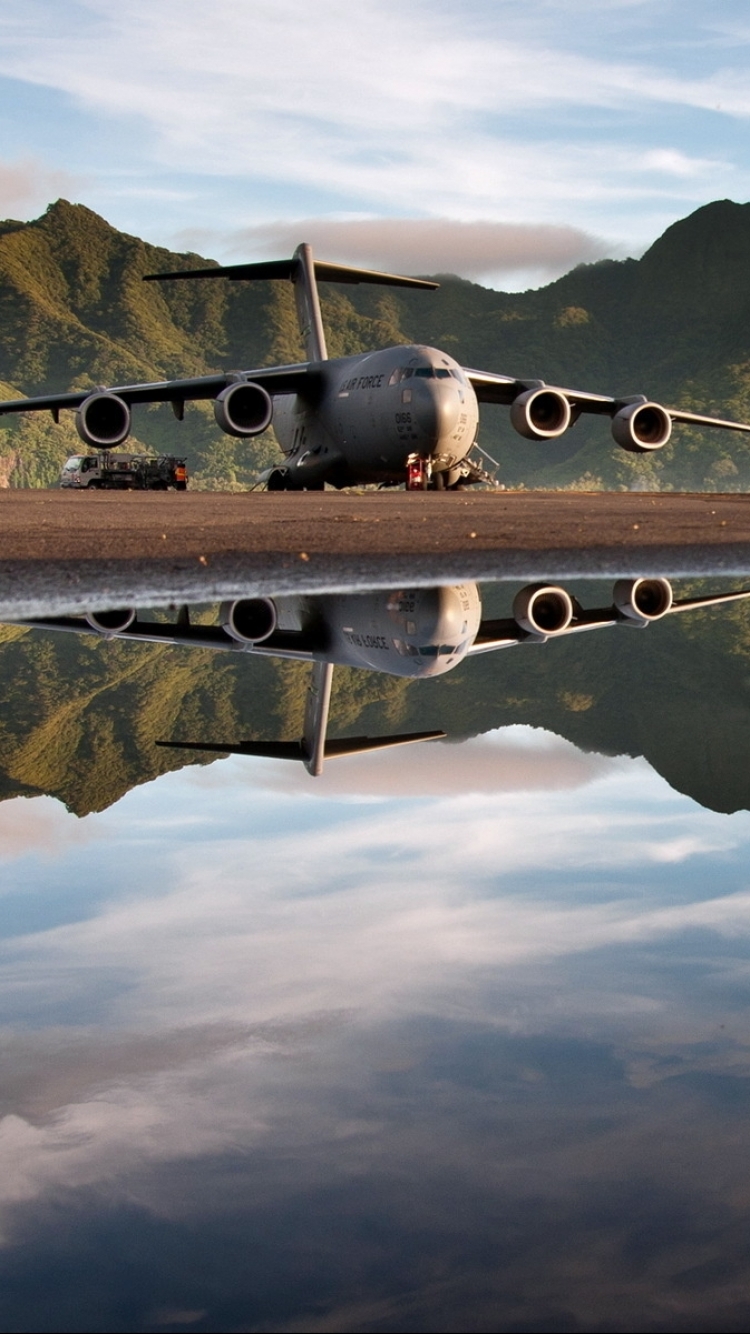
top-left (411, 378), bottom-right (461, 448)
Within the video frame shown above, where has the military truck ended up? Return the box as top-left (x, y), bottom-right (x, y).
top-left (59, 452), bottom-right (188, 490)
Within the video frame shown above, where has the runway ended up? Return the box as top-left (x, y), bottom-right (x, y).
top-left (1, 488), bottom-right (750, 617)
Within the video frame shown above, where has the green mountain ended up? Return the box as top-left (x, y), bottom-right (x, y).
top-left (2, 198), bottom-right (750, 489)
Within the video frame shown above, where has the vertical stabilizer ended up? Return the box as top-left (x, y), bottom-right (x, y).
top-left (293, 244), bottom-right (328, 362)
top-left (302, 660), bottom-right (334, 775)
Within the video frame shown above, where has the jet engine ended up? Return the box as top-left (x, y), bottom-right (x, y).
top-left (510, 387), bottom-right (572, 440)
top-left (611, 401), bottom-right (672, 452)
top-left (220, 598), bottom-right (277, 644)
top-left (84, 608), bottom-right (137, 635)
top-left (75, 392), bottom-right (131, 448)
top-left (613, 577), bottom-right (673, 621)
top-left (213, 382), bottom-right (273, 438)
top-left (513, 584), bottom-right (574, 636)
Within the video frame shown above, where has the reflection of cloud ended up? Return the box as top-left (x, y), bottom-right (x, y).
top-left (218, 218), bottom-right (611, 283)
top-left (0, 795), bottom-right (92, 862)
top-left (0, 750), bottom-right (749, 1268)
top-left (260, 731), bottom-right (617, 798)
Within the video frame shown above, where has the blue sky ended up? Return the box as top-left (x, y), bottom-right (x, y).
top-left (0, 1), bottom-right (749, 286)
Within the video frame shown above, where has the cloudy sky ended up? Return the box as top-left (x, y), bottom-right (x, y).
top-left (0, 1), bottom-right (749, 286)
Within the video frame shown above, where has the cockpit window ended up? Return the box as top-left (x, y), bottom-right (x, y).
top-left (413, 367), bottom-right (434, 378)
top-left (435, 369), bottom-right (451, 378)
top-left (393, 638), bottom-right (420, 657)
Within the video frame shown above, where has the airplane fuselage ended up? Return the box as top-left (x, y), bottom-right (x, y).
top-left (272, 344), bottom-right (479, 489)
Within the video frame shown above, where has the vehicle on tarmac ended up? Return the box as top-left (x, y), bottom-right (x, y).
top-left (2, 243), bottom-right (750, 491)
top-left (59, 451), bottom-right (188, 491)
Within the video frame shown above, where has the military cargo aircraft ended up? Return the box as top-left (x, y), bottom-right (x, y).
top-left (1, 243), bottom-right (750, 489)
top-left (18, 577), bottom-right (750, 774)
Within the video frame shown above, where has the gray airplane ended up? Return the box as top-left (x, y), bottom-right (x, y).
top-left (1, 243), bottom-right (750, 489)
top-left (20, 577), bottom-right (750, 774)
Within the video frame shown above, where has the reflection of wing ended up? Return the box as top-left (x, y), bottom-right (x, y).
top-left (465, 368), bottom-right (750, 433)
top-left (470, 586), bottom-right (750, 654)
top-left (0, 362), bottom-right (313, 418)
top-left (15, 616), bottom-right (321, 661)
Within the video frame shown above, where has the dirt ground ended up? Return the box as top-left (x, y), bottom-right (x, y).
top-left (1, 489), bottom-right (750, 617)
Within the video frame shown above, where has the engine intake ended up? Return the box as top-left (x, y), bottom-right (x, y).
top-left (613, 578), bottom-right (673, 622)
top-left (84, 608), bottom-right (137, 636)
top-left (220, 598), bottom-right (277, 644)
top-left (510, 387), bottom-right (572, 440)
top-left (75, 392), bottom-right (131, 448)
top-left (513, 584), bottom-right (574, 637)
top-left (214, 381), bottom-right (273, 438)
top-left (611, 401), bottom-right (671, 453)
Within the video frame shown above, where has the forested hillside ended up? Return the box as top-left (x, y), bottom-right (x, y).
top-left (1, 199), bottom-right (750, 490)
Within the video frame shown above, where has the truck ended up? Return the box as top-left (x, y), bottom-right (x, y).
top-left (59, 451), bottom-right (188, 491)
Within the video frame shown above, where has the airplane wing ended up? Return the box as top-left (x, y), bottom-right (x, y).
top-left (0, 361), bottom-right (313, 419)
top-left (464, 369), bottom-right (750, 434)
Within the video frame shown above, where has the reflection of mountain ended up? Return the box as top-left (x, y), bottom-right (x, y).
top-left (3, 198), bottom-right (750, 488)
top-left (1, 589), bottom-right (750, 815)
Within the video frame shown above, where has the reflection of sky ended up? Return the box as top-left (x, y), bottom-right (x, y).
top-left (2, 731), bottom-right (750, 1328)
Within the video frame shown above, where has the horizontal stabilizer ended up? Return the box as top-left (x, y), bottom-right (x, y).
top-left (156, 739), bottom-right (309, 762)
top-left (156, 730), bottom-right (446, 768)
top-left (324, 731), bottom-right (445, 757)
top-left (144, 257), bottom-right (438, 290)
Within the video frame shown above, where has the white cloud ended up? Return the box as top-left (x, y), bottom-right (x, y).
top-left (0, 158), bottom-right (80, 216)
top-left (0, 0), bottom-right (747, 248)
top-left (206, 218), bottom-right (611, 283)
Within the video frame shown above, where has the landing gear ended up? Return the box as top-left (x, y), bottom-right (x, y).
top-left (267, 469), bottom-right (288, 491)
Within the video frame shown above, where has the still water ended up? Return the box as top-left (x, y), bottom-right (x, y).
top-left (1, 578), bottom-right (750, 1331)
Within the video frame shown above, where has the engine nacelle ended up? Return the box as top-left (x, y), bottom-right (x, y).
top-left (510, 387), bottom-right (572, 440)
top-left (220, 598), bottom-right (277, 644)
top-left (611, 401), bottom-right (672, 453)
top-left (75, 392), bottom-right (131, 448)
top-left (213, 381), bottom-right (273, 438)
top-left (513, 584), bottom-right (574, 637)
top-left (84, 608), bottom-right (137, 636)
top-left (613, 577), bottom-right (673, 622)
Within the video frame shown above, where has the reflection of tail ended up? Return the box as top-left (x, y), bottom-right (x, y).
top-left (157, 661), bottom-right (445, 777)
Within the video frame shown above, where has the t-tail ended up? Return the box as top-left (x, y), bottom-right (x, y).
top-left (156, 661), bottom-right (444, 776)
top-left (144, 245), bottom-right (438, 362)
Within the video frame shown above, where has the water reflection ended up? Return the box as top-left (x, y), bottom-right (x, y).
top-left (1, 582), bottom-right (750, 1328)
top-left (14, 575), bottom-right (750, 782)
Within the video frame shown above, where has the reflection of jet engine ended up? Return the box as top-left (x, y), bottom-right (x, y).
top-left (510, 388), bottom-right (572, 440)
top-left (614, 577), bottom-right (673, 621)
top-left (513, 584), bottom-right (574, 636)
top-left (213, 382), bottom-right (273, 438)
top-left (611, 402), bottom-right (672, 452)
top-left (220, 598), bottom-right (277, 643)
top-left (84, 608), bottom-right (137, 635)
top-left (75, 392), bottom-right (131, 447)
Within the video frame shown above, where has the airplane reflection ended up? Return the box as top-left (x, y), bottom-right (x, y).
top-left (14, 577), bottom-right (750, 776)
